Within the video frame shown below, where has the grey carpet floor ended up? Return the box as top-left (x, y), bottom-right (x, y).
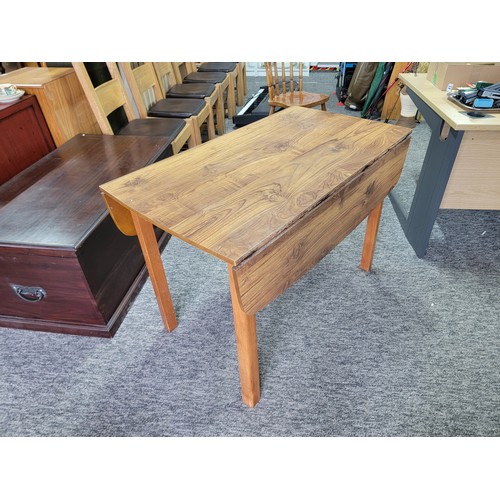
top-left (0, 71), bottom-right (499, 437)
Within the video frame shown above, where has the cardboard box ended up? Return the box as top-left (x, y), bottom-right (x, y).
top-left (427, 62), bottom-right (500, 90)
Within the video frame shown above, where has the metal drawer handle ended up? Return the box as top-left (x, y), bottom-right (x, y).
top-left (11, 284), bottom-right (47, 302)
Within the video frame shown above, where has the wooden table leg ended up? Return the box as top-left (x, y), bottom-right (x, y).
top-left (359, 200), bottom-right (384, 272)
top-left (228, 264), bottom-right (260, 407)
top-left (131, 212), bottom-right (178, 332)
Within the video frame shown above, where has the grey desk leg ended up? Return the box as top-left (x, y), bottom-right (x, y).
top-left (389, 88), bottom-right (464, 257)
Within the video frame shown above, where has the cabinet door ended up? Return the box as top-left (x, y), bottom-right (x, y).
top-left (0, 96), bottom-right (55, 185)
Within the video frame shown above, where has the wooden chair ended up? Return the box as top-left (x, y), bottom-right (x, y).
top-left (264, 62), bottom-right (330, 115)
top-left (120, 62), bottom-right (215, 146)
top-left (172, 62), bottom-right (236, 119)
top-left (240, 62), bottom-right (247, 96)
top-left (197, 62), bottom-right (245, 107)
top-left (72, 62), bottom-right (196, 155)
top-left (153, 62), bottom-right (225, 136)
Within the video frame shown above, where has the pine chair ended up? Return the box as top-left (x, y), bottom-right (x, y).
top-left (153, 62), bottom-right (225, 136)
top-left (238, 62), bottom-right (247, 96)
top-left (72, 62), bottom-right (196, 155)
top-left (197, 62), bottom-right (245, 107)
top-left (172, 62), bottom-right (236, 119)
top-left (264, 62), bottom-right (330, 115)
top-left (120, 62), bottom-right (215, 146)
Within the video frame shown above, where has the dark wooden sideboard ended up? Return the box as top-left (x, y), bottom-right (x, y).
top-left (0, 134), bottom-right (172, 337)
top-left (0, 94), bottom-right (56, 185)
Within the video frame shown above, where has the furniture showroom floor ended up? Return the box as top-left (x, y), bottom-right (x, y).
top-left (0, 71), bottom-right (499, 437)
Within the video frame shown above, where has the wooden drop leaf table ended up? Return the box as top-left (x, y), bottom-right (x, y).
top-left (100, 107), bottom-right (411, 407)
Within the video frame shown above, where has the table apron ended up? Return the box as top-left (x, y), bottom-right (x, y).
top-left (231, 138), bottom-right (410, 315)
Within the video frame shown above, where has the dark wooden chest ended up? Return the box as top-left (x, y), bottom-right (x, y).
top-left (0, 134), bottom-right (171, 337)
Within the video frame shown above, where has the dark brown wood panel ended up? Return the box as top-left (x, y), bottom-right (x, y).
top-left (0, 134), bottom-right (172, 336)
top-left (0, 134), bottom-right (170, 249)
top-left (0, 95), bottom-right (55, 185)
top-left (0, 250), bottom-right (103, 324)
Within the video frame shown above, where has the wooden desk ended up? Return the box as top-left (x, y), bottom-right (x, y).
top-left (390, 73), bottom-right (500, 257)
top-left (0, 67), bottom-right (101, 146)
top-left (100, 107), bottom-right (411, 406)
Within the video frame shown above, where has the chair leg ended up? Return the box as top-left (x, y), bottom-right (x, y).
top-left (235, 67), bottom-right (244, 106)
top-left (321, 103), bottom-right (327, 111)
top-left (207, 94), bottom-right (225, 136)
top-left (240, 62), bottom-right (247, 96)
top-left (170, 122), bottom-right (192, 154)
top-left (226, 74), bottom-right (236, 118)
top-left (206, 106), bottom-right (216, 140)
top-left (214, 84), bottom-right (225, 135)
top-left (187, 118), bottom-right (201, 147)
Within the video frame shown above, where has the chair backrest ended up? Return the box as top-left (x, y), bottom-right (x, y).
top-left (264, 62), bottom-right (304, 100)
top-left (170, 62), bottom-right (195, 84)
top-left (120, 62), bottom-right (165, 119)
top-left (72, 62), bottom-right (137, 134)
top-left (153, 62), bottom-right (178, 95)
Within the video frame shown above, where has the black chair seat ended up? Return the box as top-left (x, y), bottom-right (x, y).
top-left (198, 62), bottom-right (237, 73)
top-left (166, 83), bottom-right (216, 99)
top-left (117, 118), bottom-right (186, 140)
top-left (183, 72), bottom-right (227, 85)
top-left (147, 98), bottom-right (206, 119)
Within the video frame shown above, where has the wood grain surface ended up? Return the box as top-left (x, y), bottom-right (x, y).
top-left (231, 139), bottom-right (410, 314)
top-left (101, 107), bottom-right (411, 265)
top-left (440, 130), bottom-right (500, 210)
top-left (0, 67), bottom-right (101, 146)
top-left (0, 134), bottom-right (170, 249)
top-left (0, 95), bottom-right (55, 185)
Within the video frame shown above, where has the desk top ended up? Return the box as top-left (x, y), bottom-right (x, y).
top-left (0, 134), bottom-right (170, 249)
top-left (100, 107), bottom-right (411, 265)
top-left (400, 73), bottom-right (500, 131)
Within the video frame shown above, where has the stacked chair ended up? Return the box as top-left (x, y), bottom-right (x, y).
top-left (72, 62), bottom-right (197, 155)
top-left (171, 62), bottom-right (236, 119)
top-left (120, 62), bottom-right (215, 146)
top-left (153, 62), bottom-right (225, 136)
top-left (196, 62), bottom-right (245, 107)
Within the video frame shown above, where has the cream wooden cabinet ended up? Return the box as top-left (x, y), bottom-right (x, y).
top-left (0, 67), bottom-right (101, 146)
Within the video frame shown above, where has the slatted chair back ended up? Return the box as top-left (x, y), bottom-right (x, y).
top-left (263, 62), bottom-right (329, 115)
top-left (120, 62), bottom-right (164, 119)
top-left (170, 62), bottom-right (193, 84)
top-left (72, 62), bottom-right (137, 134)
top-left (265, 62), bottom-right (304, 101)
top-left (153, 62), bottom-right (179, 95)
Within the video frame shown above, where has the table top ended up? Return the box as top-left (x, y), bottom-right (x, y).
top-left (0, 134), bottom-right (170, 249)
top-left (400, 73), bottom-right (500, 131)
top-left (0, 67), bottom-right (74, 87)
top-left (100, 107), bottom-right (411, 265)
